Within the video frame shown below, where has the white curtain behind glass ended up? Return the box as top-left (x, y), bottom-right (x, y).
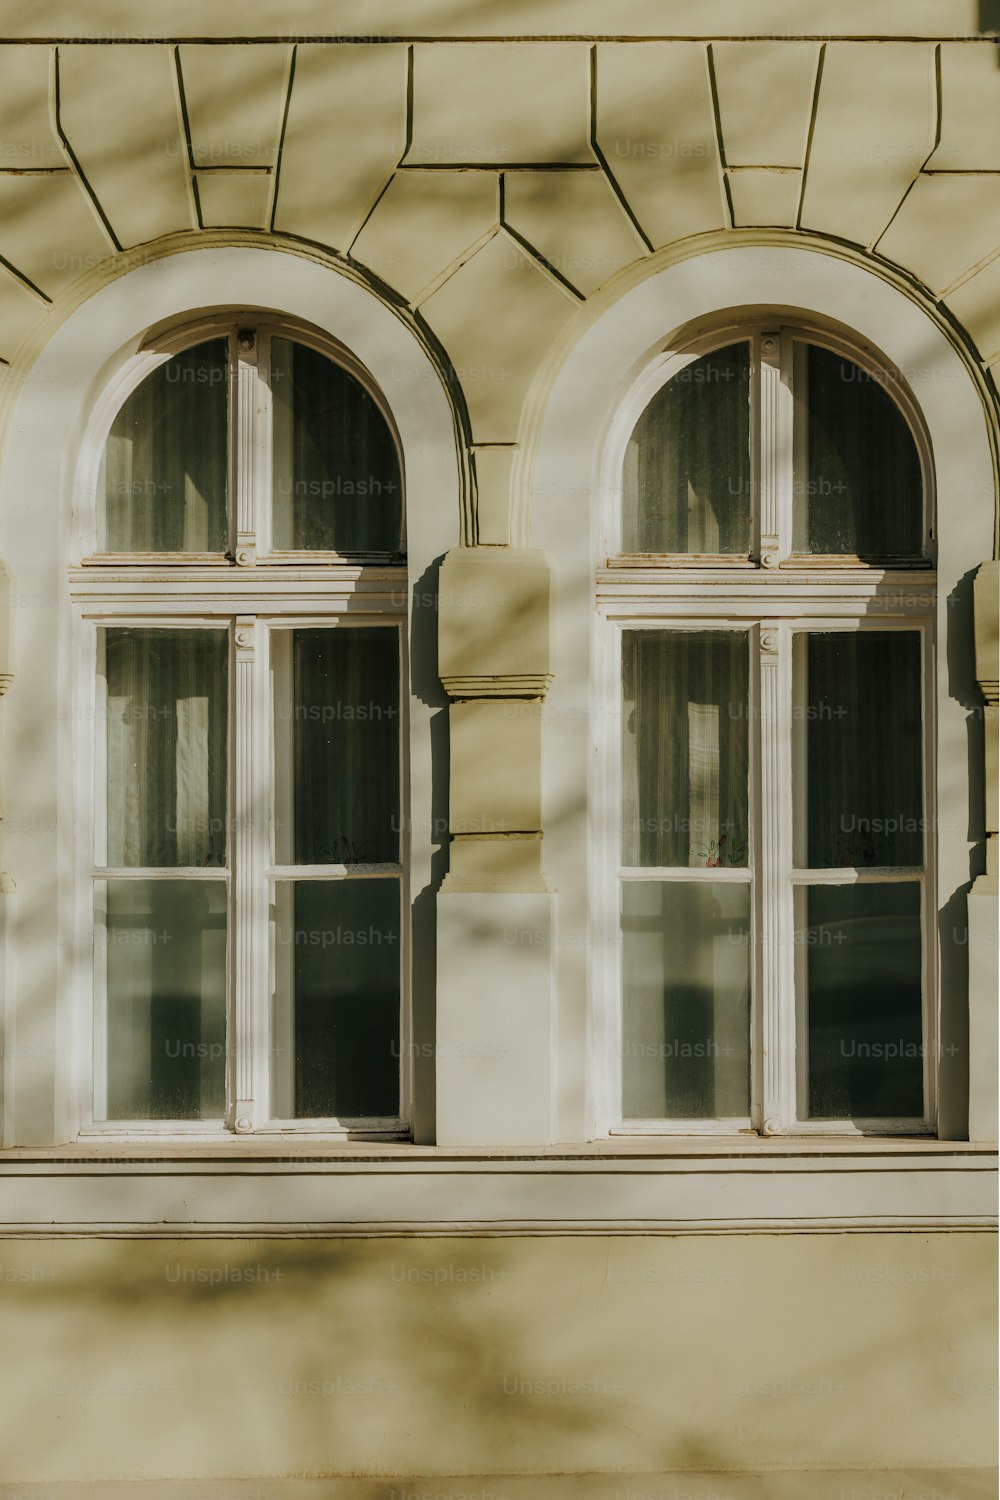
top-left (622, 631), bottom-right (749, 868)
top-left (105, 629), bottom-right (228, 868)
top-left (99, 340), bottom-right (229, 554)
top-left (622, 343), bottom-right (751, 556)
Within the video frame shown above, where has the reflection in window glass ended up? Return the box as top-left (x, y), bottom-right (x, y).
top-left (273, 627), bottom-right (400, 866)
top-left (622, 880), bottom-right (750, 1119)
top-left (271, 337), bottom-right (403, 553)
top-left (792, 342), bottom-right (923, 558)
top-left (272, 879), bottom-right (400, 1119)
top-left (797, 883), bottom-right (923, 1119)
top-left (795, 632), bottom-right (923, 869)
top-left (622, 343), bottom-right (751, 555)
top-left (99, 339), bottom-right (229, 553)
top-left (622, 630), bottom-right (749, 868)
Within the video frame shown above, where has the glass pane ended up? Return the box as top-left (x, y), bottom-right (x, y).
top-left (622, 342), bottom-right (751, 555)
top-left (98, 339), bottom-right (229, 553)
top-left (104, 629), bottom-right (228, 868)
top-left (271, 337), bottom-right (402, 552)
top-left (797, 883), bottom-right (923, 1119)
top-left (274, 628), bottom-right (400, 866)
top-left (621, 880), bottom-right (750, 1119)
top-left (796, 632), bottom-right (923, 869)
top-left (98, 879), bottom-right (227, 1120)
top-left (272, 879), bottom-right (401, 1119)
top-left (792, 342), bottom-right (923, 558)
top-left (622, 631), bottom-right (749, 868)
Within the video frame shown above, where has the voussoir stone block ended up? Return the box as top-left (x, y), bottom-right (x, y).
top-left (179, 44), bottom-right (289, 167)
top-left (728, 169), bottom-right (800, 227)
top-left (420, 234), bottom-right (576, 443)
top-left (196, 173), bottom-right (272, 229)
top-left (0, 269), bottom-right (47, 364)
top-left (595, 44), bottom-right (727, 247)
top-left (502, 171), bottom-right (646, 297)
top-left (799, 43), bottom-right (936, 249)
top-left (407, 43), bottom-right (592, 165)
top-left (351, 170), bottom-right (498, 305)
top-left (928, 42), bottom-right (1000, 170)
top-left (876, 174), bottom-right (1000, 292)
top-left (0, 45), bottom-right (63, 168)
top-left (0, 173), bottom-right (112, 296)
top-left (273, 44), bottom-right (407, 252)
top-left (58, 45), bottom-right (194, 247)
top-left (712, 42), bottom-right (818, 167)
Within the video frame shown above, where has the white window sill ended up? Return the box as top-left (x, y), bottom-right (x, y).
top-left (0, 1138), bottom-right (994, 1236)
top-left (0, 1135), bottom-right (992, 1161)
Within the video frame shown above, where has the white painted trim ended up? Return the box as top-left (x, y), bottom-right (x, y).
top-left (0, 1148), bottom-right (992, 1236)
top-left (531, 242), bottom-right (995, 1146)
top-left (0, 246), bottom-right (458, 1150)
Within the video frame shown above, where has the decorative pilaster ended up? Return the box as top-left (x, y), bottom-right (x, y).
top-left (436, 545), bottom-right (556, 1143)
top-left (438, 546), bottom-right (552, 891)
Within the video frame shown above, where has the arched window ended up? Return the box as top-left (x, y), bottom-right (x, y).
top-left (606, 321), bottom-right (934, 1135)
top-left (83, 316), bottom-right (408, 1136)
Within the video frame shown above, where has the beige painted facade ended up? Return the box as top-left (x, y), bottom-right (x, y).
top-left (0, 2), bottom-right (997, 1490)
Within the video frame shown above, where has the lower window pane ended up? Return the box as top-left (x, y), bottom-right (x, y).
top-left (621, 881), bottom-right (750, 1120)
top-left (272, 880), bottom-right (401, 1119)
top-left (98, 880), bottom-right (227, 1121)
top-left (797, 883), bottom-right (923, 1120)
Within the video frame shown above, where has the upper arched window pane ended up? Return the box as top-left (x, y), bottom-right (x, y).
top-left (620, 327), bottom-right (926, 563)
top-left (98, 338), bottom-right (229, 554)
top-left (96, 325), bottom-right (403, 558)
top-left (270, 336), bottom-right (402, 553)
top-left (792, 341), bottom-right (923, 558)
top-left (622, 341), bottom-right (751, 556)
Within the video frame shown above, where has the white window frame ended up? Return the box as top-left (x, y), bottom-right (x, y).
top-left (595, 319), bottom-right (937, 1138)
top-left (70, 313), bottom-right (412, 1139)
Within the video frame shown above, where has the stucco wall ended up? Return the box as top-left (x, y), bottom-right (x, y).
top-left (0, 5), bottom-right (996, 1491)
top-left (0, 1233), bottom-right (994, 1485)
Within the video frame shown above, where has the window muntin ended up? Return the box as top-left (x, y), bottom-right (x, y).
top-left (616, 324), bottom-right (928, 566)
top-left (93, 320), bottom-right (403, 562)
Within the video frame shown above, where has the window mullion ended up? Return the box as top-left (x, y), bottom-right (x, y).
top-left (231, 616), bottom-right (265, 1131)
top-left (758, 330), bottom-right (792, 568)
top-left (758, 623), bottom-right (795, 1133)
top-left (235, 328), bottom-right (259, 566)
